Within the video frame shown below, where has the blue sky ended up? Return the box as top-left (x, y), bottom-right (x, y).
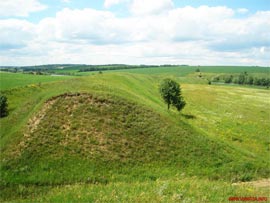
top-left (174, 0), bottom-right (270, 11)
top-left (0, 0), bottom-right (269, 66)
top-left (6, 0), bottom-right (270, 22)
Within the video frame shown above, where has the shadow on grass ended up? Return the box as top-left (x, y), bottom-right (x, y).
top-left (181, 113), bottom-right (196, 119)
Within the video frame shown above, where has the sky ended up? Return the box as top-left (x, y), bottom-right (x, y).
top-left (0, 0), bottom-right (269, 66)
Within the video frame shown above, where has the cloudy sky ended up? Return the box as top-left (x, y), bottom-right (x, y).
top-left (0, 0), bottom-right (269, 66)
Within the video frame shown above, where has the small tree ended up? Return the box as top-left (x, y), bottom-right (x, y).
top-left (159, 78), bottom-right (186, 111)
top-left (224, 75), bottom-right (233, 83)
top-left (238, 73), bottom-right (246, 84)
top-left (247, 76), bottom-right (254, 85)
top-left (0, 95), bottom-right (8, 118)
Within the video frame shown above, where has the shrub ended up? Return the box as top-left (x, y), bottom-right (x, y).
top-left (0, 94), bottom-right (8, 117)
top-left (224, 75), bottom-right (233, 83)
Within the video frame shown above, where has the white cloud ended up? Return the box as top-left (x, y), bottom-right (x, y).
top-left (1, 6), bottom-right (270, 66)
top-left (46, 8), bottom-right (130, 44)
top-left (260, 47), bottom-right (265, 54)
top-left (130, 0), bottom-right (173, 15)
top-left (0, 19), bottom-right (35, 50)
top-left (164, 6), bottom-right (234, 42)
top-left (209, 11), bottom-right (270, 51)
top-left (0, 0), bottom-right (47, 17)
top-left (237, 8), bottom-right (249, 14)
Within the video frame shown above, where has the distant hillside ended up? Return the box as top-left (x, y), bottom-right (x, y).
top-left (1, 64), bottom-right (269, 76)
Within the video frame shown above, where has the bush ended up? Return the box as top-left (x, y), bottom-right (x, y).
top-left (224, 75), bottom-right (233, 83)
top-left (238, 73), bottom-right (246, 84)
top-left (0, 95), bottom-right (8, 117)
top-left (212, 76), bottom-right (220, 82)
top-left (246, 76), bottom-right (254, 85)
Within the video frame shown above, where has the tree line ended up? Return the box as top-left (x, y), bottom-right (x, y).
top-left (212, 72), bottom-right (270, 87)
top-left (78, 65), bottom-right (162, 72)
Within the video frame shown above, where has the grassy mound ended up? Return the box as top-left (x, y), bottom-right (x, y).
top-left (0, 73), bottom-right (269, 202)
top-left (2, 92), bottom-right (268, 184)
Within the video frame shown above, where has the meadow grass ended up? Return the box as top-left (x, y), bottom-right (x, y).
top-left (4, 177), bottom-right (269, 203)
top-left (181, 84), bottom-right (270, 159)
top-left (0, 72), bottom-right (75, 90)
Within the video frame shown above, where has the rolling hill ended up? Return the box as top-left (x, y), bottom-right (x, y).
top-left (0, 72), bottom-right (269, 202)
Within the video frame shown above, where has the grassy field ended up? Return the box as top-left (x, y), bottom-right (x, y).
top-left (112, 66), bottom-right (269, 76)
top-left (61, 65), bottom-right (270, 79)
top-left (182, 84), bottom-right (270, 158)
top-left (0, 68), bottom-right (269, 202)
top-left (0, 72), bottom-right (75, 90)
top-left (6, 64), bottom-right (268, 77)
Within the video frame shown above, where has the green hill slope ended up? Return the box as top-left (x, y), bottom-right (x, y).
top-left (1, 73), bottom-right (269, 202)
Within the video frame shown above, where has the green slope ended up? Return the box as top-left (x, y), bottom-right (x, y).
top-left (0, 73), bottom-right (269, 202)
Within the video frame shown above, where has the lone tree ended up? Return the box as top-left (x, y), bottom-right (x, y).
top-left (159, 78), bottom-right (186, 111)
top-left (0, 94), bottom-right (8, 118)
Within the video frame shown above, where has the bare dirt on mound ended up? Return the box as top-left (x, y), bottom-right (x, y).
top-left (232, 179), bottom-right (270, 188)
top-left (14, 93), bottom-right (85, 157)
